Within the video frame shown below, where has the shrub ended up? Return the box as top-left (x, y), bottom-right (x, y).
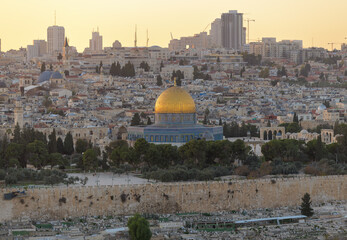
top-left (234, 165), bottom-right (250, 176)
top-left (0, 169), bottom-right (6, 180)
top-left (5, 174), bottom-right (18, 185)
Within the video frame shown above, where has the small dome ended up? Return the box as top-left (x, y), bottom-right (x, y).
top-left (300, 129), bottom-right (308, 134)
top-left (155, 86), bottom-right (196, 114)
top-left (51, 71), bottom-right (63, 79)
top-left (38, 71), bottom-right (53, 83)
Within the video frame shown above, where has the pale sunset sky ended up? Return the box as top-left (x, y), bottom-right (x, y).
top-left (0, 0), bottom-right (346, 51)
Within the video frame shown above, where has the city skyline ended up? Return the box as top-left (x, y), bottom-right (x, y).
top-left (0, 0), bottom-right (347, 52)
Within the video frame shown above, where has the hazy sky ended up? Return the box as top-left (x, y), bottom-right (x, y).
top-left (1, 0), bottom-right (346, 51)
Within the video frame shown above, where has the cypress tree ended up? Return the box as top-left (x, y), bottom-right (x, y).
top-left (110, 62), bottom-right (117, 76)
top-left (64, 132), bottom-right (74, 155)
top-left (57, 137), bottom-right (64, 154)
top-left (40, 62), bottom-right (46, 73)
top-left (131, 113), bottom-right (141, 126)
top-left (147, 117), bottom-right (152, 125)
top-left (48, 129), bottom-right (57, 154)
top-left (13, 123), bottom-right (21, 144)
top-left (156, 75), bottom-right (163, 86)
top-left (300, 193), bottom-right (314, 217)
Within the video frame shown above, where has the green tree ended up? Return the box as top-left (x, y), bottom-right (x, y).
top-left (41, 62), bottom-right (46, 73)
top-left (131, 113), bottom-right (141, 126)
top-left (240, 66), bottom-right (246, 77)
top-left (293, 112), bottom-right (299, 123)
top-left (26, 140), bottom-right (49, 169)
top-left (4, 143), bottom-right (23, 168)
top-left (57, 53), bottom-right (63, 61)
top-left (64, 132), bottom-right (74, 155)
top-left (75, 139), bottom-right (89, 154)
top-left (49, 152), bottom-right (64, 168)
top-left (156, 75), bottom-right (163, 86)
top-left (127, 214), bottom-right (152, 240)
top-left (305, 136), bottom-right (327, 161)
top-left (319, 72), bottom-right (325, 80)
top-left (134, 138), bottom-right (150, 164)
top-left (12, 123), bottom-right (21, 144)
top-left (43, 95), bottom-right (52, 109)
top-left (110, 145), bottom-right (129, 167)
top-left (146, 117), bottom-right (152, 125)
top-left (139, 61), bottom-right (150, 71)
top-left (57, 137), bottom-right (64, 154)
top-left (259, 68), bottom-right (269, 78)
top-left (48, 129), bottom-right (57, 154)
top-left (300, 193), bottom-right (314, 217)
top-left (82, 149), bottom-right (98, 170)
top-left (110, 62), bottom-right (117, 76)
top-left (323, 100), bottom-right (330, 108)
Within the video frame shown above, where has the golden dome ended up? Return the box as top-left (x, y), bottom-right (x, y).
top-left (155, 86), bottom-right (196, 114)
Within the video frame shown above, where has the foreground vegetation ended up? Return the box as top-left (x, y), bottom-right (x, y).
top-left (0, 123), bottom-right (346, 184)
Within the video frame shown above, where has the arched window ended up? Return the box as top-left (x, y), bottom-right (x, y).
top-left (268, 130), bottom-right (273, 140)
top-left (263, 131), bottom-right (268, 140)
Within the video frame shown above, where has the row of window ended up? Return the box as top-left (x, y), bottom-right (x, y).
top-left (147, 134), bottom-right (195, 142)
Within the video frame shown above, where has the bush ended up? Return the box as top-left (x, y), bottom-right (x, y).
top-left (5, 174), bottom-right (18, 185)
top-left (0, 169), bottom-right (6, 180)
top-left (234, 165), bottom-right (250, 176)
top-left (143, 165), bottom-right (232, 182)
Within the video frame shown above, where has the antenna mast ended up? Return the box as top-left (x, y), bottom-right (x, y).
top-left (54, 10), bottom-right (56, 25)
top-left (146, 29), bottom-right (149, 47)
top-left (134, 25), bottom-right (137, 48)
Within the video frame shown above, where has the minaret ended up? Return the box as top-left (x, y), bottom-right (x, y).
top-left (100, 66), bottom-right (104, 82)
top-left (14, 100), bottom-right (24, 128)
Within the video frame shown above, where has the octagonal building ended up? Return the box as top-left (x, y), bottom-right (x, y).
top-left (127, 84), bottom-right (223, 146)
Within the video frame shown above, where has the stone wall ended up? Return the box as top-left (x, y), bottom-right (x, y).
top-left (0, 175), bottom-right (346, 222)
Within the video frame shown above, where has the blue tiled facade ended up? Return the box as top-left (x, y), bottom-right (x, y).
top-left (128, 112), bottom-right (223, 144)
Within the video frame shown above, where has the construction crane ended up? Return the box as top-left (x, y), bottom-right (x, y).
top-left (244, 18), bottom-right (255, 44)
top-left (202, 23), bottom-right (210, 33)
top-left (170, 32), bottom-right (174, 40)
top-left (327, 43), bottom-right (341, 51)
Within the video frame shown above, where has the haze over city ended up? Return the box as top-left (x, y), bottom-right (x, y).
top-left (0, 1), bottom-right (346, 239)
top-left (1, 0), bottom-right (346, 51)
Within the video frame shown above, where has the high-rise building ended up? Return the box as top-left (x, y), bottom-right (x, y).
top-left (168, 32), bottom-right (210, 51)
top-left (89, 31), bottom-right (103, 52)
top-left (27, 40), bottom-right (47, 61)
top-left (221, 10), bottom-right (243, 50)
top-left (33, 40), bottom-right (47, 56)
top-left (47, 25), bottom-right (65, 55)
top-left (210, 18), bottom-right (222, 48)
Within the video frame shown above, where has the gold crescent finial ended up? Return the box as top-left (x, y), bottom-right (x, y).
top-left (174, 77), bottom-right (177, 86)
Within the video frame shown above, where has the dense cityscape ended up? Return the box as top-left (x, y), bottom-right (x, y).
top-left (0, 5), bottom-right (346, 240)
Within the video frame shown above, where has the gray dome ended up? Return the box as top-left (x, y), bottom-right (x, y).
top-left (51, 71), bottom-right (63, 79)
top-left (38, 71), bottom-right (53, 83)
top-left (38, 71), bottom-right (63, 83)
